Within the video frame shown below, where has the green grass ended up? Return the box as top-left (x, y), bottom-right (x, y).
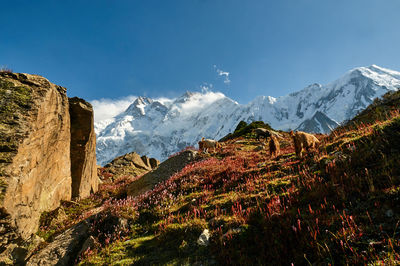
top-left (219, 120), bottom-right (272, 141)
top-left (0, 80), bottom-right (33, 122)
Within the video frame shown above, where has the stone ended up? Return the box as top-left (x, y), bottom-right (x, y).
top-left (114, 152), bottom-right (150, 170)
top-left (99, 152), bottom-right (160, 181)
top-left (0, 73), bottom-right (71, 243)
top-left (27, 221), bottom-right (90, 266)
top-left (149, 158), bottom-right (160, 169)
top-left (222, 227), bottom-right (243, 240)
top-left (141, 155), bottom-right (151, 168)
top-left (0, 244), bottom-right (27, 265)
top-left (69, 97), bottom-right (98, 199)
top-left (0, 73), bottom-right (99, 262)
top-left (127, 150), bottom-right (198, 197)
top-left (118, 217), bottom-right (129, 231)
top-left (49, 207), bottom-right (68, 228)
top-left (0, 234), bottom-right (46, 265)
top-left (197, 229), bottom-right (210, 246)
top-left (77, 235), bottom-right (97, 258)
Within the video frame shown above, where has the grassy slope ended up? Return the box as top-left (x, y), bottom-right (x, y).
top-left (219, 120), bottom-right (272, 142)
top-left (38, 95), bottom-right (400, 265)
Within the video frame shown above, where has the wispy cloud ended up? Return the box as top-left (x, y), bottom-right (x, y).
top-left (180, 91), bottom-right (226, 114)
top-left (91, 95), bottom-right (137, 123)
top-left (214, 65), bottom-right (231, 84)
top-left (91, 86), bottom-right (228, 131)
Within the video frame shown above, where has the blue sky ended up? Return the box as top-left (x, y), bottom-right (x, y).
top-left (1, 0), bottom-right (400, 105)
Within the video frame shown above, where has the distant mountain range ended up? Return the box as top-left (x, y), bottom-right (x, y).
top-left (95, 65), bottom-right (400, 165)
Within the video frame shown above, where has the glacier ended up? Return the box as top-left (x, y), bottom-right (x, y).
top-left (95, 65), bottom-right (400, 165)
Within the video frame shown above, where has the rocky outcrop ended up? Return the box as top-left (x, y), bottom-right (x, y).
top-left (69, 97), bottom-right (98, 199)
top-left (127, 150), bottom-right (197, 197)
top-left (149, 157), bottom-right (159, 169)
top-left (100, 152), bottom-right (159, 182)
top-left (27, 221), bottom-right (90, 266)
top-left (0, 73), bottom-right (71, 244)
top-left (0, 73), bottom-right (98, 264)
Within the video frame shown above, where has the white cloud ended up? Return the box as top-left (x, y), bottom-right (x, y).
top-left (180, 91), bottom-right (226, 114)
top-left (90, 95), bottom-right (137, 124)
top-left (214, 65), bottom-right (231, 84)
top-left (155, 97), bottom-right (174, 106)
top-left (91, 89), bottom-right (226, 132)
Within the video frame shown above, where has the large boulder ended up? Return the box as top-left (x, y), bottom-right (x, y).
top-left (0, 73), bottom-right (98, 264)
top-left (149, 157), bottom-right (160, 169)
top-left (26, 221), bottom-right (90, 266)
top-left (101, 152), bottom-right (159, 181)
top-left (0, 73), bottom-right (71, 244)
top-left (69, 97), bottom-right (98, 199)
top-left (127, 150), bottom-right (198, 197)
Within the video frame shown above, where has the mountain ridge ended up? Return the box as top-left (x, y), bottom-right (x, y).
top-left (95, 65), bottom-right (400, 165)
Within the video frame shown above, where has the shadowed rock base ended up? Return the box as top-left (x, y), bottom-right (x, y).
top-left (69, 97), bottom-right (98, 200)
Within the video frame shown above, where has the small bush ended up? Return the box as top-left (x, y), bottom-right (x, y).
top-left (0, 66), bottom-right (13, 73)
top-left (220, 121), bottom-right (272, 141)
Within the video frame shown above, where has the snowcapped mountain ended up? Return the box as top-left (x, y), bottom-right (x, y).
top-left (95, 65), bottom-right (400, 165)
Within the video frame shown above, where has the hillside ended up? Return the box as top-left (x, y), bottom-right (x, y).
top-left (33, 96), bottom-right (400, 265)
top-left (95, 65), bottom-right (400, 165)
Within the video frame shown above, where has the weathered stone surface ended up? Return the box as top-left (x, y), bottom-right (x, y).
top-left (107, 152), bottom-right (149, 170)
top-left (27, 221), bottom-right (90, 266)
top-left (149, 157), bottom-right (160, 169)
top-left (0, 234), bottom-right (45, 265)
top-left (69, 97), bottom-right (98, 199)
top-left (77, 235), bottom-right (97, 258)
top-left (197, 229), bottom-right (210, 246)
top-left (141, 155), bottom-right (151, 169)
top-left (100, 152), bottom-right (160, 181)
top-left (127, 150), bottom-right (198, 197)
top-left (0, 73), bottom-right (71, 244)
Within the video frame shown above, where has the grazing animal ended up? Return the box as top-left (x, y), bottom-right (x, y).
top-left (269, 135), bottom-right (280, 157)
top-left (255, 128), bottom-right (271, 141)
top-left (290, 131), bottom-right (320, 158)
top-left (198, 137), bottom-right (221, 153)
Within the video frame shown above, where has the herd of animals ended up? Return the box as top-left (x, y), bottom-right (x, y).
top-left (198, 128), bottom-right (320, 159)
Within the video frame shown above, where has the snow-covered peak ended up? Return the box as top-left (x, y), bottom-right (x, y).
top-left (124, 96), bottom-right (153, 116)
top-left (267, 96), bottom-right (277, 104)
top-left (367, 64), bottom-right (400, 78)
top-left (174, 91), bottom-right (197, 103)
top-left (95, 65), bottom-right (400, 165)
top-left (359, 65), bottom-right (400, 87)
top-left (329, 65), bottom-right (400, 90)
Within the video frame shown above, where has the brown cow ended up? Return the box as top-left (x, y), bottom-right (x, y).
top-left (290, 131), bottom-right (320, 158)
top-left (269, 135), bottom-right (280, 157)
top-left (198, 137), bottom-right (221, 153)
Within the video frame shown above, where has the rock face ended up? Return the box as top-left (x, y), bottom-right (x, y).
top-left (0, 73), bottom-right (98, 263)
top-left (100, 152), bottom-right (159, 181)
top-left (69, 97), bottom-right (98, 199)
top-left (127, 150), bottom-right (197, 197)
top-left (0, 73), bottom-right (71, 243)
top-left (27, 221), bottom-right (90, 266)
